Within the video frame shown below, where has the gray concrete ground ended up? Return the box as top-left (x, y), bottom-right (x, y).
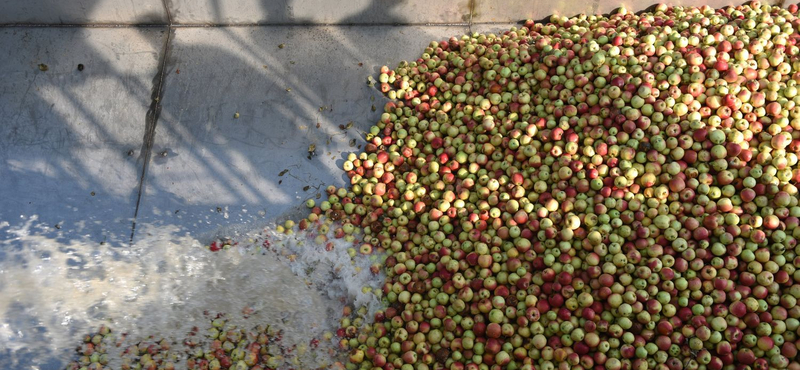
top-left (0, 28), bottom-right (167, 245)
top-left (0, 0), bottom-right (167, 24)
top-left (166, 0), bottom-right (471, 25)
top-left (137, 25), bottom-right (469, 240)
top-left (0, 0), bottom-right (470, 25)
top-left (0, 25), bottom-right (469, 246)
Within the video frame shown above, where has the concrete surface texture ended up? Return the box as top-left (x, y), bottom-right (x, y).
top-left (0, 23), bottom-right (474, 246)
top-left (0, 0), bottom-right (167, 24)
top-left (167, 0), bottom-right (471, 24)
top-left (0, 28), bottom-right (167, 245)
top-left (137, 25), bottom-right (468, 239)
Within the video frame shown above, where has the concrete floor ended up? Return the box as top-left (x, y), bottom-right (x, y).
top-left (0, 28), bottom-right (167, 245)
top-left (0, 24), bottom-right (486, 246)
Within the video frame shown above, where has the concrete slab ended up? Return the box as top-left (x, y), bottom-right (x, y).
top-left (0, 28), bottom-right (167, 244)
top-left (167, 0), bottom-right (470, 25)
top-left (0, 0), bottom-right (167, 25)
top-left (471, 0), bottom-right (746, 24)
top-left (136, 25), bottom-right (469, 238)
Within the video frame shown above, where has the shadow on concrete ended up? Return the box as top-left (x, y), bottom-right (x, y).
top-left (0, 24), bottom-right (167, 248)
top-left (133, 0), bottom-right (466, 239)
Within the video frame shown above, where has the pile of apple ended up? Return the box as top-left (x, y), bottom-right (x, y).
top-left (297, 2), bottom-right (800, 369)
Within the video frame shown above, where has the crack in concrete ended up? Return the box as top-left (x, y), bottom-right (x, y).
top-left (130, 27), bottom-right (172, 243)
top-left (130, 0), bottom-right (175, 243)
